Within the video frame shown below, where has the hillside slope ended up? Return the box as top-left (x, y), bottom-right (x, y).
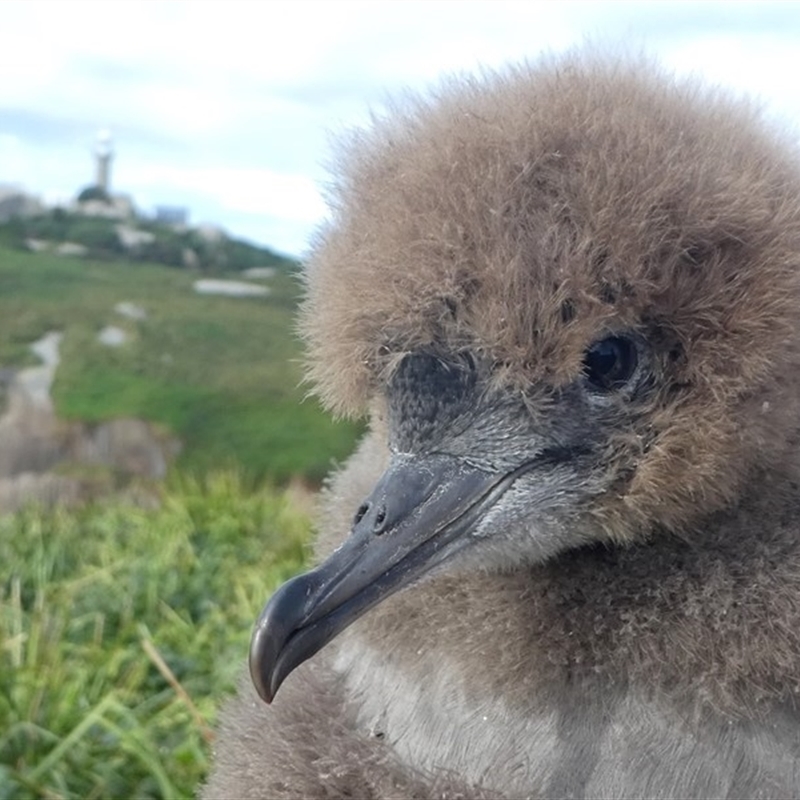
top-left (0, 244), bottom-right (360, 483)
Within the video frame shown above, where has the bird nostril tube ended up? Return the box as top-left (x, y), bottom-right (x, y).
top-left (353, 502), bottom-right (370, 526)
top-left (373, 506), bottom-right (387, 535)
top-left (352, 500), bottom-right (389, 535)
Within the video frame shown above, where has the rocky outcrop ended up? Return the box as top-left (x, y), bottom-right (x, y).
top-left (69, 418), bottom-right (179, 480)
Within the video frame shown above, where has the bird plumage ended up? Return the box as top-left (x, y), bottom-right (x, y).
top-left (204, 52), bottom-right (800, 798)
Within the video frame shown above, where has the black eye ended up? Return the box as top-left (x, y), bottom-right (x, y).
top-left (582, 336), bottom-right (638, 392)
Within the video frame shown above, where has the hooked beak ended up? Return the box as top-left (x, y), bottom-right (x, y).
top-left (249, 452), bottom-right (534, 703)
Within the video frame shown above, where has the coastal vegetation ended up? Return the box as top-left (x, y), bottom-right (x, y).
top-left (0, 237), bottom-right (361, 796)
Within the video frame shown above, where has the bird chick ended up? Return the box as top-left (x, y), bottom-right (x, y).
top-left (204, 53), bottom-right (800, 799)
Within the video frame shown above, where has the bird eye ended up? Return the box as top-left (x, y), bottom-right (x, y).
top-left (582, 336), bottom-right (638, 392)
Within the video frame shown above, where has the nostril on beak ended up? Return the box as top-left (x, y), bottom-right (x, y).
top-left (353, 502), bottom-right (370, 526)
top-left (353, 500), bottom-right (390, 535)
top-left (373, 507), bottom-right (387, 535)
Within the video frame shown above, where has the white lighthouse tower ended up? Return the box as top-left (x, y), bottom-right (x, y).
top-left (94, 129), bottom-right (114, 194)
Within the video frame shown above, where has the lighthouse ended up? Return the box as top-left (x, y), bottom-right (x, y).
top-left (94, 129), bottom-right (113, 194)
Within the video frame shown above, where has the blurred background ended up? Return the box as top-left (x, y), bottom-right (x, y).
top-left (2, 1), bottom-right (799, 797)
top-left (3, 0), bottom-right (800, 256)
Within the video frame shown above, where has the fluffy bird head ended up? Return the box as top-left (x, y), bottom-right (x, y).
top-left (251, 54), bottom-right (800, 702)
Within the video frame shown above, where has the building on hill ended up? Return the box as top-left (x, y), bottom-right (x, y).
top-left (73, 130), bottom-right (134, 220)
top-left (95, 129), bottom-right (113, 194)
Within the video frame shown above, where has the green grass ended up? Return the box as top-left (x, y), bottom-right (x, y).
top-left (0, 235), bottom-right (361, 796)
top-left (0, 472), bottom-right (313, 798)
top-left (0, 244), bottom-right (361, 482)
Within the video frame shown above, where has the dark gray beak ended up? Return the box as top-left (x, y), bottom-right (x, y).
top-left (249, 453), bottom-right (530, 703)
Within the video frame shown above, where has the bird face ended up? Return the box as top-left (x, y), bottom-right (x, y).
top-left (249, 60), bottom-right (800, 703)
top-left (250, 328), bottom-right (660, 703)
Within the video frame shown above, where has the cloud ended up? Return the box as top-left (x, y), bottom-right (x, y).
top-left (2, 0), bottom-right (799, 256)
top-left (124, 163), bottom-right (326, 222)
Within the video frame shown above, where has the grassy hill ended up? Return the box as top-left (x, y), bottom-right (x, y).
top-left (0, 242), bottom-right (361, 483)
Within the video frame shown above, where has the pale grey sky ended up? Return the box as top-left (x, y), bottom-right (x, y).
top-left (2, 0), bottom-right (800, 256)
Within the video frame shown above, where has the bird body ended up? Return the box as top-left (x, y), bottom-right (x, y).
top-left (204, 53), bottom-right (800, 798)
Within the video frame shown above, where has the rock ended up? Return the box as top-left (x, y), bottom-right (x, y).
top-left (98, 326), bottom-right (128, 347)
top-left (0, 416), bottom-right (66, 477)
top-left (55, 242), bottom-right (88, 257)
top-left (114, 301), bottom-right (147, 321)
top-left (193, 279), bottom-right (270, 297)
top-left (70, 419), bottom-right (180, 480)
top-left (116, 225), bottom-right (156, 249)
top-left (0, 472), bottom-right (82, 514)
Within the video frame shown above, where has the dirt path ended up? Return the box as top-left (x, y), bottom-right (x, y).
top-left (0, 332), bottom-right (79, 511)
top-left (8, 331), bottom-right (62, 415)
